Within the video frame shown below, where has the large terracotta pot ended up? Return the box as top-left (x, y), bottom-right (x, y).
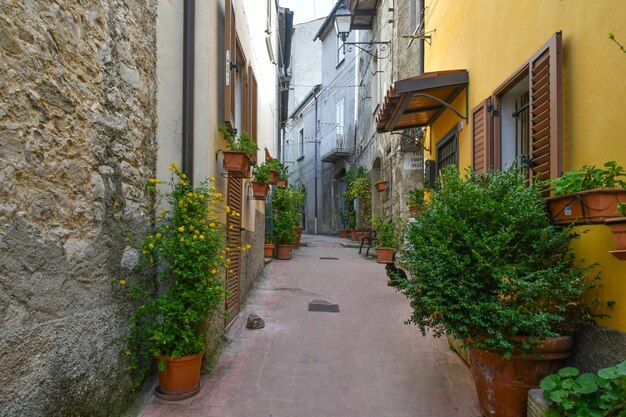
top-left (376, 247), bottom-right (394, 263)
top-left (339, 229), bottom-right (349, 238)
top-left (251, 181), bottom-right (269, 200)
top-left (263, 243), bottom-right (274, 258)
top-left (546, 188), bottom-right (626, 225)
top-left (470, 336), bottom-right (572, 417)
top-left (276, 244), bottom-right (293, 260)
top-left (606, 217), bottom-right (626, 260)
top-left (350, 229), bottom-right (359, 240)
top-left (155, 352), bottom-right (203, 400)
top-left (276, 179), bottom-right (288, 188)
top-left (293, 226), bottom-right (304, 248)
top-left (223, 151), bottom-right (250, 177)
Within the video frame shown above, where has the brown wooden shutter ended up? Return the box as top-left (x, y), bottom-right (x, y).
top-left (472, 97), bottom-right (492, 173)
top-left (249, 67), bottom-right (258, 145)
top-left (241, 57), bottom-right (248, 133)
top-left (224, 0), bottom-right (236, 128)
top-left (529, 32), bottom-right (562, 185)
top-left (225, 177), bottom-right (243, 328)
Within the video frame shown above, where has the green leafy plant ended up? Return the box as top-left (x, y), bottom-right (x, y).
top-left (266, 156), bottom-right (284, 174)
top-left (272, 187), bottom-right (303, 244)
top-left (374, 216), bottom-right (396, 248)
top-left (617, 202), bottom-right (626, 217)
top-left (252, 163), bottom-right (270, 184)
top-left (540, 360), bottom-right (626, 416)
top-left (345, 167), bottom-right (372, 229)
top-left (550, 161), bottom-right (626, 195)
top-left (406, 187), bottom-right (426, 208)
top-left (340, 208), bottom-right (356, 229)
top-left (123, 162), bottom-right (232, 386)
top-left (218, 124), bottom-right (259, 157)
top-left (398, 167), bottom-right (598, 356)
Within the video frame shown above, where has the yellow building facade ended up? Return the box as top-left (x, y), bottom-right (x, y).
top-left (423, 0), bottom-right (626, 332)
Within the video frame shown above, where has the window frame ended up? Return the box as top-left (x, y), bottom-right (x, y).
top-left (436, 126), bottom-right (459, 176)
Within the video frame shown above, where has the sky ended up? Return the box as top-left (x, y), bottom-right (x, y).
top-left (279, 0), bottom-right (336, 24)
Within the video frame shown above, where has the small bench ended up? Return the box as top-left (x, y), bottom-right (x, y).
top-left (358, 229), bottom-right (377, 257)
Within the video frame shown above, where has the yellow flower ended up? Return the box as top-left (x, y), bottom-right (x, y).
top-left (209, 222), bottom-right (215, 228)
top-left (178, 226), bottom-right (185, 232)
top-left (219, 256), bottom-right (224, 260)
top-left (225, 248), bottom-right (231, 252)
top-left (180, 237), bottom-right (185, 242)
top-left (210, 186), bottom-right (216, 192)
top-left (225, 206), bottom-right (231, 213)
top-left (149, 178), bottom-right (158, 184)
top-left (160, 209), bottom-right (166, 215)
top-left (211, 269), bottom-right (217, 274)
top-left (200, 194), bottom-right (205, 200)
top-left (148, 243), bottom-right (154, 249)
top-left (194, 230), bottom-right (199, 235)
top-left (187, 192), bottom-right (193, 197)
top-left (246, 244), bottom-right (252, 249)
top-left (172, 161), bottom-right (179, 169)
top-left (179, 179), bottom-right (186, 186)
top-left (193, 235), bottom-right (197, 240)
top-left (209, 176), bottom-right (216, 182)
top-left (178, 199), bottom-right (183, 205)
top-left (229, 225), bottom-right (234, 230)
top-left (199, 235), bottom-right (205, 240)
top-left (119, 279), bottom-right (126, 285)
top-left (215, 193), bottom-right (223, 199)
top-left (156, 217), bottom-right (162, 222)
top-left (156, 233), bottom-right (162, 238)
top-left (152, 204), bottom-right (157, 209)
top-left (181, 174), bottom-right (187, 179)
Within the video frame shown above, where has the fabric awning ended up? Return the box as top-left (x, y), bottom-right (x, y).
top-left (375, 70), bottom-right (469, 133)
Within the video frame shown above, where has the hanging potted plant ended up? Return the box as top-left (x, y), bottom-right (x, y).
top-left (125, 163), bottom-right (228, 400)
top-left (273, 187), bottom-right (298, 260)
top-left (606, 202), bottom-right (626, 260)
top-left (219, 124), bottom-right (259, 177)
top-left (374, 180), bottom-right (387, 192)
top-left (406, 187), bottom-right (426, 217)
top-left (398, 167), bottom-right (598, 417)
top-left (251, 163), bottom-right (270, 201)
top-left (374, 216), bottom-right (396, 263)
top-left (275, 166), bottom-right (289, 189)
top-left (546, 161), bottom-right (626, 224)
top-left (266, 156), bottom-right (283, 185)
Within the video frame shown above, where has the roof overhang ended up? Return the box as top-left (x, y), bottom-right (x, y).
top-left (347, 0), bottom-right (380, 30)
top-left (376, 70), bottom-right (469, 133)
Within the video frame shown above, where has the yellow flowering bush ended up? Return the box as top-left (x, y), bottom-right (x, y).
top-left (126, 163), bottom-right (229, 384)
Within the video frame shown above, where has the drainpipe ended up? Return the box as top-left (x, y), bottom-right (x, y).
top-left (314, 92), bottom-right (319, 235)
top-left (182, 0), bottom-right (195, 183)
top-left (418, 0), bottom-right (425, 74)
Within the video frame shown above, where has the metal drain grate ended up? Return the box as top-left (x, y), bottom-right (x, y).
top-left (319, 257), bottom-right (339, 260)
top-left (308, 299), bottom-right (340, 313)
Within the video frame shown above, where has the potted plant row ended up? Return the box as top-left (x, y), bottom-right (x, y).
top-left (398, 167), bottom-right (598, 417)
top-left (546, 161), bottom-right (626, 225)
top-left (219, 124), bottom-right (259, 177)
top-left (124, 163), bottom-right (229, 400)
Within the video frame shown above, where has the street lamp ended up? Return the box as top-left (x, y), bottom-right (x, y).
top-left (333, 5), bottom-right (391, 59)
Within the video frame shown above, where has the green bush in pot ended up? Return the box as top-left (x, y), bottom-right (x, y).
top-left (398, 166), bottom-right (598, 355)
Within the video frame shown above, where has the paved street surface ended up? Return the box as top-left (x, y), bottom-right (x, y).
top-left (138, 235), bottom-right (481, 417)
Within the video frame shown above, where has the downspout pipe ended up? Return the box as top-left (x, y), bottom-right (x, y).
top-left (418, 0), bottom-right (425, 74)
top-left (183, 0), bottom-right (195, 183)
top-left (314, 92), bottom-right (318, 235)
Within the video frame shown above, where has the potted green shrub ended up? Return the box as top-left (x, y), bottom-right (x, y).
top-left (219, 124), bottom-right (259, 177)
top-left (406, 187), bottom-right (426, 216)
top-left (263, 234), bottom-right (274, 258)
top-left (125, 163), bottom-right (227, 399)
top-left (373, 216), bottom-right (396, 263)
top-left (251, 163), bottom-right (270, 200)
top-left (546, 161), bottom-right (626, 224)
top-left (606, 202), bottom-right (626, 260)
top-left (272, 187), bottom-right (299, 259)
top-left (265, 156), bottom-right (283, 185)
top-left (398, 167), bottom-right (597, 417)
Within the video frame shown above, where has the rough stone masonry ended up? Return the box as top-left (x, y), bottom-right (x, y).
top-left (0, 1), bottom-right (157, 416)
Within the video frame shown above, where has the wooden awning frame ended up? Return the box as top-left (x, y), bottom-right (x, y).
top-left (376, 70), bottom-right (469, 133)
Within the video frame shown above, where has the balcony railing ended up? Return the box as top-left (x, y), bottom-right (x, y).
top-left (321, 130), bottom-right (353, 162)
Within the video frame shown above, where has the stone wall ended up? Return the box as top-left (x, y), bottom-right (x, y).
top-left (0, 1), bottom-right (157, 416)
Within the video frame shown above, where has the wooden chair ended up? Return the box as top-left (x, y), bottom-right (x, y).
top-left (358, 229), bottom-right (377, 256)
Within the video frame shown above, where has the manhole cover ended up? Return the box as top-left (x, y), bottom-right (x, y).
top-left (308, 299), bottom-right (340, 313)
top-left (319, 257), bottom-right (339, 260)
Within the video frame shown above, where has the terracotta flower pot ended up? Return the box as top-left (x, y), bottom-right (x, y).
top-left (375, 181), bottom-right (387, 192)
top-left (223, 151), bottom-right (250, 178)
top-left (276, 244), bottom-right (293, 260)
top-left (339, 229), bottom-right (349, 238)
top-left (376, 247), bottom-right (394, 263)
top-left (470, 336), bottom-right (572, 417)
top-left (263, 243), bottom-right (274, 258)
top-left (408, 205), bottom-right (422, 217)
top-left (606, 217), bottom-right (626, 260)
top-left (251, 181), bottom-right (269, 200)
top-left (155, 352), bottom-right (203, 400)
top-left (545, 188), bottom-right (626, 225)
top-left (293, 226), bottom-right (304, 248)
top-left (350, 229), bottom-right (359, 240)
top-left (268, 170), bottom-right (279, 185)
top-left (276, 179), bottom-right (288, 188)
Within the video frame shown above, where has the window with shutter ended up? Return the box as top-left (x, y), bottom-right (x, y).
top-left (225, 177), bottom-right (243, 328)
top-left (224, 0), bottom-right (236, 128)
top-left (472, 98), bottom-right (492, 173)
top-left (487, 32), bottom-right (562, 187)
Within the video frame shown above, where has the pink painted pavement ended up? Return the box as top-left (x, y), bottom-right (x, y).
top-left (137, 234), bottom-right (481, 417)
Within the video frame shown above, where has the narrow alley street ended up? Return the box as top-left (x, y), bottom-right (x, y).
top-left (139, 235), bottom-right (480, 417)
